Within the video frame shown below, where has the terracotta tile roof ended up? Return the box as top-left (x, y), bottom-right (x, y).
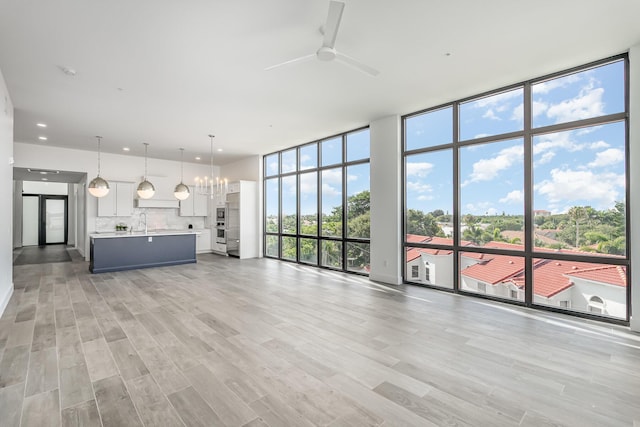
top-left (425, 236), bottom-right (454, 246)
top-left (406, 234), bottom-right (429, 243)
top-left (529, 259), bottom-right (580, 298)
top-left (406, 247), bottom-right (422, 262)
top-left (566, 265), bottom-right (627, 288)
top-left (461, 255), bottom-right (524, 284)
top-left (460, 256), bottom-right (627, 298)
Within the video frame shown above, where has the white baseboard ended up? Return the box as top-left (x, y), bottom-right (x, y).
top-left (0, 284), bottom-right (14, 318)
top-left (369, 272), bottom-right (402, 286)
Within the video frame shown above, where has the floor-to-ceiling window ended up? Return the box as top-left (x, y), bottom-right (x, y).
top-left (264, 128), bottom-right (371, 274)
top-left (403, 55), bottom-right (629, 322)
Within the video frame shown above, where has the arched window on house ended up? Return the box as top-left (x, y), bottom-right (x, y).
top-left (588, 296), bottom-right (605, 314)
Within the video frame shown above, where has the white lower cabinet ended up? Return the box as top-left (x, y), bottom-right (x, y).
top-left (196, 229), bottom-right (211, 253)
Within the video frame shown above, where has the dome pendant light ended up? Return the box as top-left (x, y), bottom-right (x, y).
top-left (174, 148), bottom-right (190, 200)
top-left (137, 143), bottom-right (155, 199)
top-left (88, 136), bottom-right (110, 198)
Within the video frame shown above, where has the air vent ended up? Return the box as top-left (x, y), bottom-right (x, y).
top-left (27, 168), bottom-right (60, 175)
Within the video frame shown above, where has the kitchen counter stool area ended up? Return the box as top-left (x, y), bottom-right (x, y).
top-left (89, 231), bottom-right (197, 273)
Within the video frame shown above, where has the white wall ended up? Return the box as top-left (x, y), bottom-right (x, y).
top-left (13, 142), bottom-right (217, 258)
top-left (0, 68), bottom-right (14, 316)
top-left (629, 43), bottom-right (640, 332)
top-left (369, 115), bottom-right (402, 284)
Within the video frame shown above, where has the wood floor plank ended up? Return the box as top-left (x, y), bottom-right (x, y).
top-left (167, 386), bottom-right (224, 427)
top-left (107, 338), bottom-right (150, 380)
top-left (94, 314), bottom-right (127, 343)
top-left (0, 344), bottom-right (30, 388)
top-left (21, 389), bottom-right (60, 427)
top-left (25, 347), bottom-right (58, 396)
top-left (60, 399), bottom-right (102, 427)
top-left (93, 375), bottom-right (144, 427)
top-left (136, 346), bottom-right (189, 395)
top-left (76, 317), bottom-right (103, 343)
top-left (5, 320), bottom-right (35, 348)
top-left (59, 363), bottom-right (94, 409)
top-left (15, 304), bottom-right (36, 323)
top-left (83, 337), bottom-right (119, 382)
top-left (184, 363), bottom-right (257, 426)
top-left (0, 382), bottom-right (25, 427)
top-left (125, 374), bottom-right (184, 427)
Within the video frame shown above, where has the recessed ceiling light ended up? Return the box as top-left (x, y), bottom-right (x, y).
top-left (42, 178), bottom-right (48, 181)
top-left (123, 147), bottom-right (130, 151)
top-left (38, 136), bottom-right (48, 140)
top-left (217, 148), bottom-right (223, 152)
top-left (195, 157), bottom-right (201, 160)
top-left (37, 123), bottom-right (47, 128)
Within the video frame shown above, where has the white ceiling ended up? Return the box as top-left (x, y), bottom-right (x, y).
top-left (1, 0), bottom-right (639, 165)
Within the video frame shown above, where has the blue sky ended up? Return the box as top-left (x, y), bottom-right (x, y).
top-left (265, 129), bottom-right (371, 218)
top-left (406, 60), bottom-right (626, 216)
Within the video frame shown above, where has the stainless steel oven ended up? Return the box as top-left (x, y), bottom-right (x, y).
top-left (215, 227), bottom-right (226, 244)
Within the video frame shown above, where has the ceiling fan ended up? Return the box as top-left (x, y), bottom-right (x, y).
top-left (265, 0), bottom-right (379, 77)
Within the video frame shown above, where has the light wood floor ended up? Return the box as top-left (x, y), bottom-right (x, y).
top-left (1, 251), bottom-right (640, 426)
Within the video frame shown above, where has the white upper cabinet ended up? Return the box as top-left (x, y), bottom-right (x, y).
top-left (97, 181), bottom-right (134, 217)
top-left (179, 186), bottom-right (208, 217)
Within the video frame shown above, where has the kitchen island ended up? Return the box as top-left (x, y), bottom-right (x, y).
top-left (89, 230), bottom-right (198, 273)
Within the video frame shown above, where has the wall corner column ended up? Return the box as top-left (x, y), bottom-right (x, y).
top-left (369, 115), bottom-right (403, 285)
top-left (629, 44), bottom-right (640, 332)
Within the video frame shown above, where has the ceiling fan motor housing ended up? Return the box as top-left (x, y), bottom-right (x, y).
top-left (317, 46), bottom-right (337, 61)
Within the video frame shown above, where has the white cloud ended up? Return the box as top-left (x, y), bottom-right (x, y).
top-left (321, 183), bottom-right (341, 197)
top-left (545, 81), bottom-right (604, 123)
top-left (406, 162), bottom-right (434, 177)
top-left (511, 103), bottom-right (523, 121)
top-left (537, 151), bottom-right (556, 165)
top-left (417, 195), bottom-right (434, 201)
top-left (407, 180), bottom-right (433, 194)
top-left (299, 173), bottom-right (317, 196)
top-left (532, 73), bottom-right (581, 94)
top-left (533, 131), bottom-right (585, 155)
top-left (588, 148), bottom-right (624, 168)
top-left (482, 109), bottom-right (501, 120)
top-left (536, 168), bottom-right (624, 209)
top-left (589, 140), bottom-right (610, 150)
top-left (465, 202), bottom-right (498, 215)
top-left (473, 133), bottom-right (490, 139)
top-left (322, 169), bottom-right (342, 184)
top-left (462, 145), bottom-right (523, 186)
top-left (499, 190), bottom-right (524, 204)
top-left (532, 100), bottom-right (549, 118)
top-left (472, 89), bottom-right (521, 108)
top-left (268, 161), bottom-right (278, 174)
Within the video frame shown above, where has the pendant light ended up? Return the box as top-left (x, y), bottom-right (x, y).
top-left (137, 143), bottom-right (155, 199)
top-left (88, 136), bottom-right (110, 198)
top-left (174, 148), bottom-right (190, 200)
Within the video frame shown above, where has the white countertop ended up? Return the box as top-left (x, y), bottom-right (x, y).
top-left (90, 230), bottom-right (201, 239)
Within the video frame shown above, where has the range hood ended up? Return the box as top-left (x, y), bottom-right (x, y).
top-left (135, 199), bottom-right (179, 208)
top-left (134, 175), bottom-right (179, 208)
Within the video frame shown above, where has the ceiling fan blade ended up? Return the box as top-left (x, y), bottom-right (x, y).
top-left (322, 1), bottom-right (345, 48)
top-left (264, 53), bottom-right (316, 71)
top-left (335, 52), bottom-right (379, 77)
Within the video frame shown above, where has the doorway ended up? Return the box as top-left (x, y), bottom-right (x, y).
top-left (22, 194), bottom-right (68, 246)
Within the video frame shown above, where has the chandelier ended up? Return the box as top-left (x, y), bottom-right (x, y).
top-left (195, 134), bottom-right (227, 203)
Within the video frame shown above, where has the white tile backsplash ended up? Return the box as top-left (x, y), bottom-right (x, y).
top-left (95, 208), bottom-right (206, 232)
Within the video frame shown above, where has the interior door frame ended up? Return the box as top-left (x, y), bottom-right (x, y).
top-left (23, 193), bottom-right (68, 246)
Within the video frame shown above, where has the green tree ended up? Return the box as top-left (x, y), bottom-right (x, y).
top-left (406, 209), bottom-right (443, 237)
top-left (567, 206), bottom-right (587, 247)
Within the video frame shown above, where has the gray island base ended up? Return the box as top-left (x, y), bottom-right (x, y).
top-left (90, 231), bottom-right (197, 273)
